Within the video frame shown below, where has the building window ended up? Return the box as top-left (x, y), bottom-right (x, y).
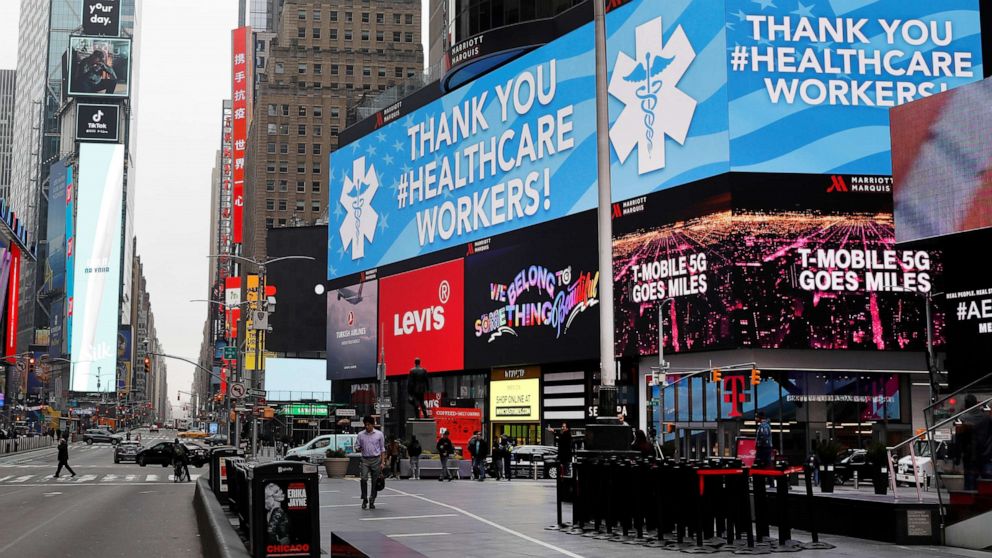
top-left (329, 29), bottom-right (338, 40)
top-left (404, 32), bottom-right (413, 43)
top-left (313, 63), bottom-right (322, 75)
top-left (311, 201), bottom-right (321, 212)
top-left (345, 65), bottom-right (354, 76)
top-left (344, 30), bottom-right (352, 41)
top-left (267, 123), bottom-right (277, 135)
top-left (298, 124), bottom-right (306, 135)
top-left (362, 12), bottom-right (370, 23)
top-left (280, 143), bottom-right (288, 154)
top-left (275, 62), bottom-right (284, 74)
top-left (407, 68), bottom-right (417, 78)
top-left (363, 66), bottom-right (371, 77)
top-left (378, 66), bottom-right (386, 77)
top-left (266, 180), bottom-right (275, 192)
top-left (279, 180), bottom-right (288, 191)
top-left (266, 199), bottom-right (275, 210)
top-left (406, 13), bottom-right (414, 25)
top-left (282, 104), bottom-right (289, 116)
top-left (375, 30), bottom-right (384, 42)
top-left (345, 11), bottom-right (353, 23)
top-left (267, 162), bottom-right (276, 173)
top-left (297, 162), bottom-right (306, 173)
top-left (279, 162), bottom-right (288, 173)
top-left (267, 104), bottom-right (277, 116)
top-left (297, 143), bottom-right (306, 154)
top-left (278, 218), bottom-right (287, 227)
top-left (266, 218), bottom-right (274, 228)
top-left (313, 144), bottom-right (322, 155)
top-left (313, 125), bottom-right (322, 137)
top-left (298, 106), bottom-right (307, 116)
top-left (298, 63), bottom-right (307, 74)
top-left (297, 28), bottom-right (306, 38)
top-left (393, 31), bottom-right (401, 42)
top-left (394, 67), bottom-right (403, 78)
top-left (312, 9), bottom-right (321, 21)
top-left (312, 162), bottom-right (321, 174)
top-left (330, 11), bottom-right (337, 22)
top-left (298, 9), bottom-right (306, 20)
top-left (312, 28), bottom-right (320, 39)
top-left (330, 126), bottom-right (340, 135)
top-left (330, 64), bottom-right (338, 75)
top-left (330, 108), bottom-right (339, 119)
top-left (278, 200), bottom-right (287, 211)
top-left (297, 181), bottom-right (306, 193)
top-left (376, 13), bottom-right (384, 24)
top-left (296, 200), bottom-right (305, 212)
top-left (393, 14), bottom-right (401, 24)
top-left (361, 30), bottom-right (370, 41)
top-left (279, 123), bottom-right (289, 134)
top-left (267, 142), bottom-right (276, 154)
top-left (312, 182), bottom-right (321, 193)
top-left (314, 106), bottom-right (323, 117)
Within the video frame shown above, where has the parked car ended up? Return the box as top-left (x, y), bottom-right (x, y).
top-left (114, 441), bottom-right (142, 463)
top-left (285, 434), bottom-right (358, 462)
top-left (82, 428), bottom-right (123, 445)
top-left (833, 449), bottom-right (876, 484)
top-left (203, 434), bottom-right (229, 446)
top-left (183, 442), bottom-right (210, 467)
top-left (896, 440), bottom-right (949, 486)
top-left (149, 424), bottom-right (159, 433)
top-left (486, 445), bottom-right (560, 479)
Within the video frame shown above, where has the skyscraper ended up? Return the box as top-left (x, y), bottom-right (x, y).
top-left (0, 70), bottom-right (14, 199)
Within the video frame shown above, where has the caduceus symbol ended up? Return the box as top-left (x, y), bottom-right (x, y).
top-left (349, 177), bottom-right (371, 243)
top-left (623, 52), bottom-right (674, 151)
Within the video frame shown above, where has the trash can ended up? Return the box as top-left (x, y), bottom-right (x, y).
top-left (249, 460), bottom-right (321, 558)
top-left (209, 446), bottom-right (244, 504)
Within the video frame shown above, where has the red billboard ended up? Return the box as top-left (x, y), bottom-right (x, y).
top-left (379, 259), bottom-right (464, 375)
top-left (5, 244), bottom-right (20, 362)
top-left (433, 407), bottom-right (482, 451)
top-left (230, 26), bottom-right (252, 245)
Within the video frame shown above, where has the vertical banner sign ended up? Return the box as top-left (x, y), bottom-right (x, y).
top-left (245, 275), bottom-right (262, 371)
top-left (47, 161), bottom-right (69, 357)
top-left (220, 107), bottom-right (234, 274)
top-left (5, 244), bottom-right (20, 361)
top-left (70, 143), bottom-right (125, 393)
top-left (66, 166), bottom-right (76, 350)
top-left (231, 27), bottom-right (252, 245)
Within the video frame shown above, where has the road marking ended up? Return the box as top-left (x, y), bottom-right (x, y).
top-left (319, 490), bottom-right (340, 493)
top-left (383, 485), bottom-right (586, 558)
top-left (0, 482), bottom-right (196, 487)
top-left (146, 474), bottom-right (159, 482)
top-left (350, 494), bottom-right (422, 499)
top-left (320, 504), bottom-right (368, 508)
top-left (42, 492), bottom-right (62, 497)
top-left (387, 533), bottom-right (449, 538)
top-left (359, 514), bottom-right (456, 521)
top-left (74, 475), bottom-right (97, 483)
top-left (10, 475), bottom-right (33, 483)
top-left (0, 476), bottom-right (12, 482)
top-left (0, 491), bottom-right (89, 554)
top-left (125, 475), bottom-right (137, 482)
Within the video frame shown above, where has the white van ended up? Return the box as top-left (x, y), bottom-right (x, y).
top-left (285, 434), bottom-right (358, 462)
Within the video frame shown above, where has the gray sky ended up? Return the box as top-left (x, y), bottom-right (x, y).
top-left (0, 0), bottom-right (431, 411)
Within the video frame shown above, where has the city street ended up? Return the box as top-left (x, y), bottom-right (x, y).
top-left (315, 477), bottom-right (992, 558)
top-left (0, 430), bottom-right (202, 558)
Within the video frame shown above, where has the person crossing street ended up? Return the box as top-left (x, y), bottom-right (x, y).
top-left (53, 437), bottom-right (76, 478)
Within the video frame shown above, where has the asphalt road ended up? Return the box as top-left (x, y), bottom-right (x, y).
top-left (0, 429), bottom-right (203, 558)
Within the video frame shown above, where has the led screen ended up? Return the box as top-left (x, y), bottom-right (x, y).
top-left (70, 143), bottom-right (124, 393)
top-left (67, 36), bottom-right (132, 97)
top-left (326, 279), bottom-right (379, 381)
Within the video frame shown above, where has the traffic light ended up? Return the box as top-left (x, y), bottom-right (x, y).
top-left (750, 368), bottom-right (762, 385)
top-left (28, 355), bottom-right (36, 366)
top-left (663, 423), bottom-right (675, 433)
top-left (710, 368), bottom-right (722, 383)
top-left (144, 356), bottom-right (151, 374)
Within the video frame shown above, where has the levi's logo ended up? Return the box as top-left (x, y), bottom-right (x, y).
top-left (394, 306), bottom-right (445, 336)
top-left (827, 175), bottom-right (848, 193)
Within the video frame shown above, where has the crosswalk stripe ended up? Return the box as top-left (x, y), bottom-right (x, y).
top-left (145, 474), bottom-right (159, 482)
top-left (101, 475), bottom-right (119, 482)
top-left (0, 476), bottom-right (12, 482)
top-left (125, 475), bottom-right (137, 481)
top-left (74, 475), bottom-right (97, 483)
top-left (10, 475), bottom-right (32, 483)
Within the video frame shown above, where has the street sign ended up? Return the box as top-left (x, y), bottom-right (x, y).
top-left (335, 408), bottom-right (356, 417)
top-left (223, 347), bottom-right (238, 359)
top-left (229, 382), bottom-right (247, 399)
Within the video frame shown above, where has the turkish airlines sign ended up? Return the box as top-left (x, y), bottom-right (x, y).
top-left (379, 259), bottom-right (464, 375)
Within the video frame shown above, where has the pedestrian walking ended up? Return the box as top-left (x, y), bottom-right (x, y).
top-left (354, 416), bottom-right (386, 509)
top-left (386, 437), bottom-right (402, 479)
top-left (54, 438), bottom-right (76, 478)
top-left (499, 434), bottom-right (514, 481)
top-left (436, 429), bottom-right (454, 482)
top-left (549, 423), bottom-right (573, 476)
top-left (468, 431), bottom-right (488, 481)
top-left (755, 411), bottom-right (772, 468)
top-left (408, 436), bottom-right (423, 480)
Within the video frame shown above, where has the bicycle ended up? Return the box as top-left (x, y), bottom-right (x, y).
top-left (173, 459), bottom-right (189, 482)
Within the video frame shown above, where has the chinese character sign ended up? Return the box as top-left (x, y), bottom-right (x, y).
top-left (231, 26), bottom-right (253, 245)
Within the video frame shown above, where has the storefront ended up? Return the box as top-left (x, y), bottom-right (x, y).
top-left (490, 366), bottom-right (542, 445)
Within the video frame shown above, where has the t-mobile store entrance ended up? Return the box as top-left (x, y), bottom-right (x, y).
top-left (490, 366), bottom-right (542, 445)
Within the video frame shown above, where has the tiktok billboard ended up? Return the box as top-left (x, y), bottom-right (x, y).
top-left (379, 259), bottom-right (465, 375)
top-left (614, 174), bottom-right (943, 356)
top-left (464, 211), bottom-right (600, 369)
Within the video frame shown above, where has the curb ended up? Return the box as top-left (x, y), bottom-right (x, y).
top-left (193, 477), bottom-right (252, 558)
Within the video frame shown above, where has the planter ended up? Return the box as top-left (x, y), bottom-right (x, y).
top-left (323, 458), bottom-right (349, 478)
top-left (820, 465), bottom-right (835, 493)
top-left (873, 467), bottom-right (889, 495)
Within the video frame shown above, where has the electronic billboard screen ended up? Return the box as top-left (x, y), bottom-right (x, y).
top-left (266, 226), bottom-right (327, 354)
top-left (892, 78), bottom-right (992, 244)
top-left (71, 143), bottom-right (125, 393)
top-left (67, 36), bottom-right (132, 97)
top-left (464, 211), bottom-right (600, 369)
top-left (614, 173), bottom-right (943, 357)
top-left (326, 279), bottom-right (378, 381)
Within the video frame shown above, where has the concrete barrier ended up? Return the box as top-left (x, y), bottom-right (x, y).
top-left (193, 477), bottom-right (252, 558)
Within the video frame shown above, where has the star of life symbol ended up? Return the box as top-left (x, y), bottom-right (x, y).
top-left (609, 16), bottom-right (697, 175)
top-left (339, 156), bottom-right (379, 260)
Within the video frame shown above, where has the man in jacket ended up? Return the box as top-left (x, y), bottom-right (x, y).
top-left (469, 431), bottom-right (488, 481)
top-left (408, 436), bottom-right (423, 480)
top-left (54, 437), bottom-right (76, 478)
top-left (436, 430), bottom-right (454, 482)
top-left (499, 434), bottom-right (514, 481)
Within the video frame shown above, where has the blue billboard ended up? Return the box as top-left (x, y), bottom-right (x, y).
top-left (725, 0), bottom-right (982, 174)
top-left (70, 144), bottom-right (125, 393)
top-left (330, 0), bottom-right (982, 280)
top-left (47, 160), bottom-right (69, 357)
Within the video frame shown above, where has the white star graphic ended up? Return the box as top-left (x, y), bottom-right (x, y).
top-left (383, 153), bottom-right (395, 166)
top-left (376, 131), bottom-right (387, 143)
top-left (752, 0), bottom-right (776, 10)
top-left (393, 139), bottom-right (404, 152)
top-left (791, 1), bottom-right (814, 17)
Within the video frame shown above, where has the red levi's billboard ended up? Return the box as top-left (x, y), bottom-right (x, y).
top-left (379, 259), bottom-right (464, 375)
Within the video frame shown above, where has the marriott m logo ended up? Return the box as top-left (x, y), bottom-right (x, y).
top-left (827, 175), bottom-right (848, 193)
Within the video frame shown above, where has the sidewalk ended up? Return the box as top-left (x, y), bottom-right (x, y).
top-left (316, 477), bottom-right (990, 558)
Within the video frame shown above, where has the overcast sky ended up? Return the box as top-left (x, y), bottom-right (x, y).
top-left (0, 1), bottom-right (431, 411)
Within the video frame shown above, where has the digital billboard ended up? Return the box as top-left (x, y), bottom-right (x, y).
top-left (231, 27), bottom-right (253, 245)
top-left (67, 36), bottom-right (132, 97)
top-left (70, 143), bottom-right (124, 393)
top-left (614, 174), bottom-right (942, 356)
top-left (379, 259), bottom-right (464, 375)
top-left (326, 279), bottom-right (378, 381)
top-left (47, 161), bottom-right (69, 357)
top-left (724, 0), bottom-right (982, 175)
top-left (939, 229), bottom-right (992, 388)
top-left (464, 211), bottom-right (600, 369)
top-left (892, 77), bottom-right (992, 243)
top-left (82, 0), bottom-right (122, 37)
top-left (266, 226), bottom-right (327, 353)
